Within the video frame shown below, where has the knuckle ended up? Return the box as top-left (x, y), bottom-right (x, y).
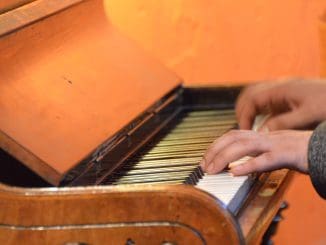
top-left (252, 93), bottom-right (262, 104)
top-left (218, 151), bottom-right (231, 162)
top-left (236, 138), bottom-right (252, 148)
top-left (244, 84), bottom-right (260, 94)
top-left (226, 129), bottom-right (240, 138)
top-left (240, 87), bottom-right (253, 98)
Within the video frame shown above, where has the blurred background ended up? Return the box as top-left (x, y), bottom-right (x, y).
top-left (104, 1), bottom-right (326, 244)
top-left (105, 0), bottom-right (326, 84)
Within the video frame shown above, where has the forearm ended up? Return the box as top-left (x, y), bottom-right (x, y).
top-left (308, 121), bottom-right (326, 199)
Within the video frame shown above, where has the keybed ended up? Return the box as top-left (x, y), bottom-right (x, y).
top-left (102, 109), bottom-right (253, 212)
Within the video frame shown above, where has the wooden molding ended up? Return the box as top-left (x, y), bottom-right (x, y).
top-left (0, 0), bottom-right (35, 14)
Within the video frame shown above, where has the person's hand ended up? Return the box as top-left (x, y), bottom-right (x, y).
top-left (236, 79), bottom-right (326, 131)
top-left (200, 129), bottom-right (312, 175)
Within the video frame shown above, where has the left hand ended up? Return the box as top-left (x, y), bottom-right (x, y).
top-left (235, 79), bottom-right (326, 131)
top-left (200, 129), bottom-right (312, 176)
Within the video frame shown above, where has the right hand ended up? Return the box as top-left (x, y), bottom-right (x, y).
top-left (236, 79), bottom-right (326, 131)
top-left (201, 129), bottom-right (312, 175)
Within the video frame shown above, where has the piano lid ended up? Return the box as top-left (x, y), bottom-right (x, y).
top-left (0, 0), bottom-right (33, 14)
top-left (0, 0), bottom-right (181, 185)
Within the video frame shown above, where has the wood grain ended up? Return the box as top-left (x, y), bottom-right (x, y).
top-left (0, 184), bottom-right (243, 244)
top-left (237, 169), bottom-right (293, 244)
top-left (0, 0), bottom-right (181, 185)
top-left (0, 0), bottom-right (34, 14)
top-left (0, 168), bottom-right (291, 244)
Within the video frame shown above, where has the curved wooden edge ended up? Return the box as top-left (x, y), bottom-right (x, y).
top-left (237, 169), bottom-right (293, 244)
top-left (0, 183), bottom-right (243, 244)
top-left (0, 0), bottom-right (83, 36)
top-left (0, 0), bottom-right (35, 14)
top-left (1, 224), bottom-right (207, 245)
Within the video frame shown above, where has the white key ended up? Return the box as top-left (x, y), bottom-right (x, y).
top-left (195, 115), bottom-right (269, 212)
top-left (196, 171), bottom-right (251, 212)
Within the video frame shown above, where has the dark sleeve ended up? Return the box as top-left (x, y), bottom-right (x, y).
top-left (308, 121), bottom-right (326, 199)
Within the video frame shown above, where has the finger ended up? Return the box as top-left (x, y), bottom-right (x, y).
top-left (235, 82), bottom-right (266, 114)
top-left (237, 102), bottom-right (259, 129)
top-left (237, 92), bottom-right (272, 130)
top-left (236, 86), bottom-right (260, 129)
top-left (236, 83), bottom-right (287, 129)
top-left (263, 109), bottom-right (312, 130)
top-left (200, 130), bottom-right (253, 169)
top-left (205, 136), bottom-right (267, 174)
top-left (229, 152), bottom-right (280, 176)
top-left (237, 87), bottom-right (274, 129)
top-left (201, 130), bottom-right (241, 169)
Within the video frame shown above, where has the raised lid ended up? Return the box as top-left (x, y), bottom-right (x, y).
top-left (0, 0), bottom-right (181, 185)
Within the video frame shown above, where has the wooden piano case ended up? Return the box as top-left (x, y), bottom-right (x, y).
top-left (0, 1), bottom-right (292, 244)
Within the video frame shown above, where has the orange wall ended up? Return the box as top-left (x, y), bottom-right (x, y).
top-left (105, 0), bottom-right (326, 84)
top-left (320, 11), bottom-right (326, 77)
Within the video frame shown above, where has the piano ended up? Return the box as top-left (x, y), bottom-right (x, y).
top-left (0, 1), bottom-right (292, 244)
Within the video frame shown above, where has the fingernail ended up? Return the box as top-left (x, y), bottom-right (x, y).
top-left (259, 126), bottom-right (269, 133)
top-left (228, 161), bottom-right (244, 169)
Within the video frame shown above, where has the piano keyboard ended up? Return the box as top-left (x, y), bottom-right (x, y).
top-left (102, 109), bottom-right (254, 213)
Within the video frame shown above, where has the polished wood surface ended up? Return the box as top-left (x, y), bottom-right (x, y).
top-left (0, 184), bottom-right (242, 244)
top-left (0, 169), bottom-right (291, 244)
top-left (0, 0), bottom-right (34, 14)
top-left (238, 169), bottom-right (293, 244)
top-left (0, 0), bottom-right (181, 185)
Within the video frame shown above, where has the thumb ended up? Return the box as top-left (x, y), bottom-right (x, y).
top-left (263, 109), bottom-right (311, 130)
